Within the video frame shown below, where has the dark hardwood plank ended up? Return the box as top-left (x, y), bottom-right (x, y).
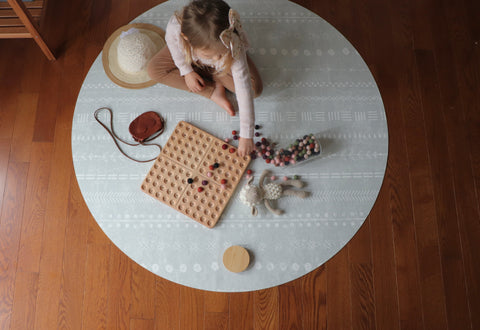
top-left (16, 142), bottom-right (52, 273)
top-left (38, 34), bottom-right (87, 326)
top-left (81, 241), bottom-right (110, 329)
top-left (458, 2), bottom-right (480, 208)
top-left (154, 278), bottom-right (180, 330)
top-left (130, 318), bottom-right (155, 330)
top-left (106, 0), bottom-right (129, 36)
top-left (0, 162), bottom-right (29, 330)
top-left (393, 4), bottom-right (449, 329)
top-left (326, 248), bottom-right (352, 329)
top-left (20, 43), bottom-right (47, 93)
top-left (32, 93), bottom-right (74, 329)
top-left (106, 248), bottom-right (131, 330)
top-left (415, 48), bottom-right (471, 330)
top-left (205, 312), bottom-right (228, 330)
top-left (0, 90), bottom-right (18, 141)
top-left (229, 292), bottom-right (254, 330)
top-left (437, 1), bottom-right (480, 327)
top-left (179, 287), bottom-right (204, 330)
top-left (0, 140), bottom-right (11, 210)
top-left (401, 66), bottom-right (449, 328)
top-left (348, 222), bottom-right (376, 330)
top-left (253, 288), bottom-right (279, 330)
top-left (344, 0), bottom-right (375, 67)
top-left (205, 291), bottom-right (229, 313)
top-left (10, 92), bottom-right (39, 162)
top-left (278, 282), bottom-right (303, 330)
top-left (0, 39), bottom-right (26, 94)
top-left (325, 0), bottom-right (354, 42)
top-left (365, 0), bottom-right (425, 327)
top-left (381, 1), bottom-right (424, 324)
top-left (462, 0), bottom-right (480, 41)
top-left (204, 291), bottom-right (229, 329)
top-left (87, 0), bottom-right (112, 46)
top-left (58, 0), bottom-right (94, 56)
top-left (10, 271), bottom-right (38, 330)
top-left (31, 60), bottom-right (61, 142)
top-left (389, 1), bottom-right (449, 329)
top-left (56, 177), bottom-right (90, 330)
top-left (130, 263), bottom-right (155, 319)
top-left (369, 187), bottom-right (400, 330)
top-left (411, 0), bottom-right (435, 50)
top-left (301, 265), bottom-right (326, 330)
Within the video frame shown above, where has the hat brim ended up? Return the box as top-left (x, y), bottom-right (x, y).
top-left (103, 23), bottom-right (166, 89)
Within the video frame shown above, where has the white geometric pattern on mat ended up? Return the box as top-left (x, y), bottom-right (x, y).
top-left (72, 0), bottom-right (388, 292)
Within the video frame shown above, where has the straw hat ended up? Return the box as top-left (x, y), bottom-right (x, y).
top-left (103, 23), bottom-right (166, 89)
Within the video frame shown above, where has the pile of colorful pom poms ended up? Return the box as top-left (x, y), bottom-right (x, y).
top-left (228, 126), bottom-right (320, 167)
top-left (252, 133), bottom-right (320, 167)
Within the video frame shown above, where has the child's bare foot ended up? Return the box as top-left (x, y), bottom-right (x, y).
top-left (210, 82), bottom-right (235, 116)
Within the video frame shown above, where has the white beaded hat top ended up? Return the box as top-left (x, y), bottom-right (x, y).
top-left (102, 23), bottom-right (165, 89)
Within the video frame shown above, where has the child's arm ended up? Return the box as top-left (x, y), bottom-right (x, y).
top-left (238, 138), bottom-right (254, 157)
top-left (165, 15), bottom-right (193, 77)
top-left (165, 15), bottom-right (205, 92)
top-left (231, 51), bottom-right (255, 157)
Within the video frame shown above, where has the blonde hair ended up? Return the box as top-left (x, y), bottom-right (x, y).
top-left (177, 0), bottom-right (234, 74)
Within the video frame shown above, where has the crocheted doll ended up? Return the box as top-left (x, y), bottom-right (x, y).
top-left (239, 170), bottom-right (310, 216)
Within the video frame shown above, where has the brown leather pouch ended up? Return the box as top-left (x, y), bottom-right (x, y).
top-left (129, 111), bottom-right (164, 142)
top-left (94, 107), bottom-right (165, 163)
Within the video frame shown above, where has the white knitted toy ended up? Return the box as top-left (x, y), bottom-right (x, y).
top-left (239, 170), bottom-right (309, 216)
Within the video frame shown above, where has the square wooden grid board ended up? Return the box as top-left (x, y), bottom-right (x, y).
top-left (141, 121), bottom-right (251, 228)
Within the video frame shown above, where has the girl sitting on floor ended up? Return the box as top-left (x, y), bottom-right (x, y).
top-left (147, 0), bottom-right (263, 157)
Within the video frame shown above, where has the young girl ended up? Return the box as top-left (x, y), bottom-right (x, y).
top-left (147, 0), bottom-right (263, 157)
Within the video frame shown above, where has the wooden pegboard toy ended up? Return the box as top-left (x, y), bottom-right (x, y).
top-left (141, 121), bottom-right (251, 228)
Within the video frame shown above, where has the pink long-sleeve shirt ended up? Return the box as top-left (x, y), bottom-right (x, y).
top-left (165, 15), bottom-right (255, 139)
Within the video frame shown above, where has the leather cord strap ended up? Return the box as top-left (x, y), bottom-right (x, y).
top-left (94, 107), bottom-right (162, 163)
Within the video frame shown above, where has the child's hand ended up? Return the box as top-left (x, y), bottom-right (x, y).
top-left (185, 72), bottom-right (205, 93)
top-left (238, 137), bottom-right (254, 157)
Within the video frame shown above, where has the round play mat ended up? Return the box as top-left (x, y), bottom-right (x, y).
top-left (72, 0), bottom-right (388, 291)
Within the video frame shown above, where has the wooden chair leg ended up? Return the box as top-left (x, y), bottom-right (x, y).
top-left (7, 0), bottom-right (56, 61)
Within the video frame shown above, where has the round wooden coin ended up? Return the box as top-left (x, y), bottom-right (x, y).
top-left (223, 246), bottom-right (250, 273)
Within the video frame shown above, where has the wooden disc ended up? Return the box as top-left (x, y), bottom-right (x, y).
top-left (223, 246), bottom-right (250, 273)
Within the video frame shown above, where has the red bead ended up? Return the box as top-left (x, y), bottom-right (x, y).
top-left (229, 148), bottom-right (235, 153)
top-left (261, 138), bottom-right (266, 143)
top-left (222, 144), bottom-right (228, 150)
top-left (310, 143), bottom-right (315, 149)
top-left (247, 169), bottom-right (252, 175)
top-left (232, 130), bottom-right (237, 135)
top-left (209, 165), bottom-right (214, 170)
top-left (221, 179), bottom-right (227, 184)
top-left (198, 187), bottom-right (204, 192)
top-left (284, 157), bottom-right (290, 162)
top-left (266, 159), bottom-right (271, 163)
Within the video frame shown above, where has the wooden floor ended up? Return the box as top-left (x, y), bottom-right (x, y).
top-left (1, 0), bottom-right (479, 329)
